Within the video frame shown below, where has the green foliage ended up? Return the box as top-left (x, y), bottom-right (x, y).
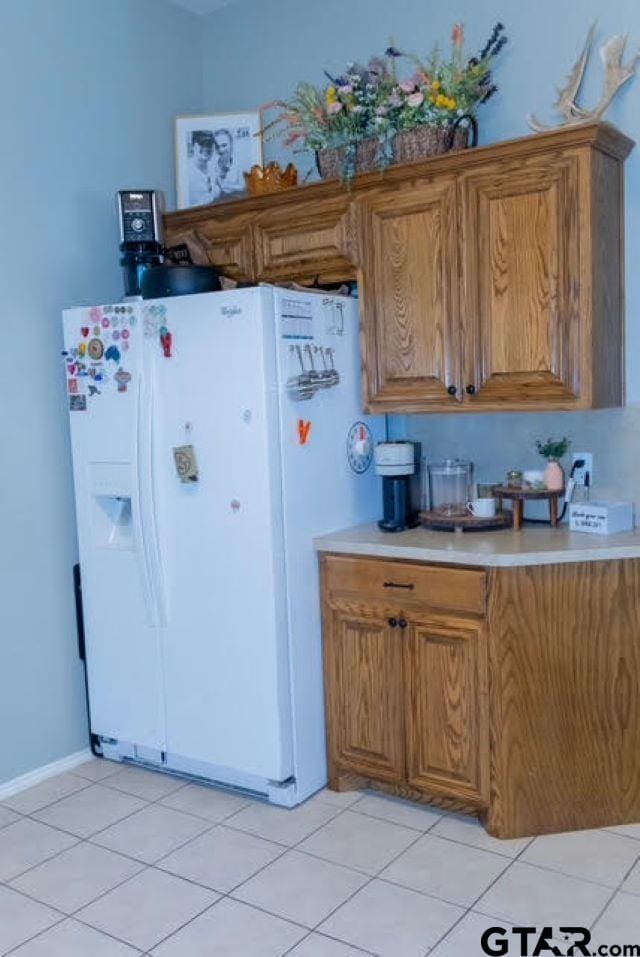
top-left (536, 437), bottom-right (571, 461)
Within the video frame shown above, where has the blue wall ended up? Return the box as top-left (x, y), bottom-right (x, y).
top-left (0, 0), bottom-right (203, 785)
top-left (201, 0), bottom-right (640, 506)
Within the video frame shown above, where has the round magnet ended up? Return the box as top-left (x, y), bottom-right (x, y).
top-left (101, 317), bottom-right (110, 329)
top-left (121, 328), bottom-right (130, 340)
top-left (78, 342), bottom-right (87, 357)
top-left (87, 338), bottom-right (104, 360)
top-left (93, 325), bottom-right (100, 336)
top-left (112, 330), bottom-right (120, 340)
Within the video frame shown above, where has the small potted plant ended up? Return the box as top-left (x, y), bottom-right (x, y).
top-left (535, 437), bottom-right (570, 491)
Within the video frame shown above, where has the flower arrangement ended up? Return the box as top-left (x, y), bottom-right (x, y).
top-left (536, 437), bottom-right (570, 462)
top-left (266, 23), bottom-right (507, 181)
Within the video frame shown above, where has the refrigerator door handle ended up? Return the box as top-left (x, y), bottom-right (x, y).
top-left (137, 348), bottom-right (167, 628)
top-left (135, 374), bottom-right (159, 627)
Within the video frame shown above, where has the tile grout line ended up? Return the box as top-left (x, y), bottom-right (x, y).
top-left (587, 844), bottom-right (640, 933)
top-left (6, 769), bottom-right (640, 954)
top-left (278, 800), bottom-right (449, 957)
top-left (138, 799), bottom-right (363, 953)
top-left (421, 821), bottom-right (546, 955)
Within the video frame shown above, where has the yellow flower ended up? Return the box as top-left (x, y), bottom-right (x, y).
top-left (325, 86), bottom-right (337, 104)
top-left (431, 80), bottom-right (441, 91)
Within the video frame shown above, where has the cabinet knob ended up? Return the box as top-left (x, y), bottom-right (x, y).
top-left (447, 385), bottom-right (457, 396)
top-left (398, 618), bottom-right (408, 629)
top-left (466, 384), bottom-right (476, 395)
top-left (388, 617), bottom-right (398, 628)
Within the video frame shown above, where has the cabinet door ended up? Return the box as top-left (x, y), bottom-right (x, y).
top-left (173, 220), bottom-right (255, 282)
top-left (406, 616), bottom-right (489, 805)
top-left (254, 195), bottom-right (355, 284)
top-left (460, 153), bottom-right (582, 408)
top-left (324, 598), bottom-right (405, 782)
top-left (356, 178), bottom-right (461, 412)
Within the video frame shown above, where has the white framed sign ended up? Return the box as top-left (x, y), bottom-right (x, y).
top-left (175, 111), bottom-right (262, 209)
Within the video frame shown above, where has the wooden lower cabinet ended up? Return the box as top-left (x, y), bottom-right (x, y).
top-left (322, 559), bottom-right (489, 810)
top-left (405, 616), bottom-right (489, 806)
top-left (324, 599), bottom-right (405, 782)
top-left (321, 552), bottom-right (640, 838)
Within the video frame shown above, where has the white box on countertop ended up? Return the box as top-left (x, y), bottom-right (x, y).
top-left (569, 501), bottom-right (634, 535)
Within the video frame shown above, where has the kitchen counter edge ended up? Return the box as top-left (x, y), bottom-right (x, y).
top-left (313, 523), bottom-right (640, 568)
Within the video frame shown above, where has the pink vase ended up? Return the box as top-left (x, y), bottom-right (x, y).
top-left (544, 460), bottom-right (565, 491)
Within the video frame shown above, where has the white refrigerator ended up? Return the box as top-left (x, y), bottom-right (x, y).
top-left (62, 286), bottom-right (383, 806)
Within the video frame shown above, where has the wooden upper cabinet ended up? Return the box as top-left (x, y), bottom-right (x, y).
top-left (254, 195), bottom-right (355, 284)
top-left (355, 178), bottom-right (461, 412)
top-left (164, 123), bottom-right (633, 414)
top-left (165, 217), bottom-right (255, 283)
top-left (459, 153), bottom-right (582, 408)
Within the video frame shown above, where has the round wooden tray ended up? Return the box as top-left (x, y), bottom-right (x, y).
top-left (492, 485), bottom-right (564, 530)
top-left (419, 510), bottom-right (513, 532)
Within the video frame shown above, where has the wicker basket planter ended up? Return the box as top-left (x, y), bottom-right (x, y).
top-left (316, 137), bottom-right (381, 180)
top-left (316, 115), bottom-right (478, 181)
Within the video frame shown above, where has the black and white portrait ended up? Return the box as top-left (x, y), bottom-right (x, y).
top-left (175, 112), bottom-right (262, 209)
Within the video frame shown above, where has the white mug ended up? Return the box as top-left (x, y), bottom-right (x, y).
top-left (467, 498), bottom-right (496, 518)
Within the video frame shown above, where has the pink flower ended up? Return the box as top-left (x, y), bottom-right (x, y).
top-left (337, 84), bottom-right (353, 94)
top-left (326, 101), bottom-right (343, 115)
top-left (452, 22), bottom-right (464, 47)
top-left (399, 80), bottom-right (416, 93)
top-left (412, 70), bottom-right (428, 86)
top-left (407, 91), bottom-right (424, 108)
top-left (387, 93), bottom-right (402, 108)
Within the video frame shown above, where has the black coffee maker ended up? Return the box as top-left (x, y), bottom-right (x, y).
top-left (375, 442), bottom-right (420, 532)
top-left (117, 190), bottom-right (164, 298)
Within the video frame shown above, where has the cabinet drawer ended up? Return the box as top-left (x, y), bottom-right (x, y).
top-left (322, 555), bottom-right (485, 616)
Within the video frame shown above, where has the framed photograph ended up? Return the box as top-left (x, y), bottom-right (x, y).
top-left (175, 112), bottom-right (263, 210)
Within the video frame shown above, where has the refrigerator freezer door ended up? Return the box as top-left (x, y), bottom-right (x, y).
top-left (274, 290), bottom-right (384, 801)
top-left (149, 289), bottom-right (292, 785)
top-left (62, 304), bottom-right (166, 751)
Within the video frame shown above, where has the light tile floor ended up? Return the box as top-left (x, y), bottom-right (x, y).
top-left (1, 758), bottom-right (639, 955)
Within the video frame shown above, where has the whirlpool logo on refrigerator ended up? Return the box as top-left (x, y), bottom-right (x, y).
top-left (221, 306), bottom-right (242, 317)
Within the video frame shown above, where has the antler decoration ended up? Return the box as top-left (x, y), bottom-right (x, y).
top-left (528, 23), bottom-right (639, 131)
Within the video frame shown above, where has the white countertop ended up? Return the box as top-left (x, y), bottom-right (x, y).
top-left (314, 523), bottom-right (640, 567)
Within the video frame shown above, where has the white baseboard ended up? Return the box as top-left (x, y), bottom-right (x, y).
top-left (0, 748), bottom-right (93, 801)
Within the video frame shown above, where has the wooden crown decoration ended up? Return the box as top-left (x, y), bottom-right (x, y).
top-left (244, 162), bottom-right (298, 195)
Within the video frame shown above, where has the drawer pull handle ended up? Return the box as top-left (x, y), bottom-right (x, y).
top-left (398, 618), bottom-right (408, 629)
top-left (383, 581), bottom-right (415, 590)
top-left (388, 617), bottom-right (398, 628)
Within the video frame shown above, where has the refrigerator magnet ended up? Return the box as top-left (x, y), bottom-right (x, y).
top-left (88, 338), bottom-right (104, 360)
top-left (173, 444), bottom-right (199, 483)
top-left (67, 378), bottom-right (79, 394)
top-left (69, 395), bottom-right (87, 411)
top-left (160, 330), bottom-right (173, 358)
top-left (114, 368), bottom-right (132, 393)
top-left (105, 345), bottom-right (121, 363)
top-left (297, 419), bottom-right (312, 445)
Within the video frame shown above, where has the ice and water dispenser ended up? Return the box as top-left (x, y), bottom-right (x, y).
top-left (90, 463), bottom-right (134, 549)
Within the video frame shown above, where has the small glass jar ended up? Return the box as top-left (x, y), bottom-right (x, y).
top-left (506, 469), bottom-right (523, 488)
